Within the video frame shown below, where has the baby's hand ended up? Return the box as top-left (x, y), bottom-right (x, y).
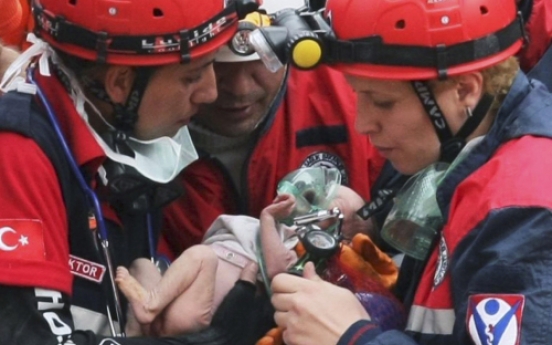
top-left (260, 194), bottom-right (298, 279)
top-left (262, 194), bottom-right (296, 221)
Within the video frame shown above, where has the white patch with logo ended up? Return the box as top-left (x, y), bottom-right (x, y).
top-left (467, 294), bottom-right (525, 345)
top-left (301, 151), bottom-right (349, 185)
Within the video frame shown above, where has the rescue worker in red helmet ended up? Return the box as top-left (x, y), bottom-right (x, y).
top-left (269, 0), bottom-right (552, 344)
top-left (160, 0), bottom-right (386, 260)
top-left (0, 0), bottom-right (264, 344)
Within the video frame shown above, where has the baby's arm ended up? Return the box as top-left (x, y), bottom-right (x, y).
top-left (260, 194), bottom-right (298, 279)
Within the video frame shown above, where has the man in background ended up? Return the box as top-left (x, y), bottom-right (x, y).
top-left (160, 0), bottom-right (384, 258)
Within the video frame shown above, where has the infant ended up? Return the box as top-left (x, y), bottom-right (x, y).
top-left (115, 194), bottom-right (298, 336)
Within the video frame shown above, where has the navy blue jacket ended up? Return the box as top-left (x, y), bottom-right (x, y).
top-left (339, 72), bottom-right (552, 345)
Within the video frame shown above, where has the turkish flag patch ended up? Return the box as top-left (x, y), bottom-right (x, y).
top-left (0, 219), bottom-right (45, 261)
top-left (467, 294), bottom-right (525, 345)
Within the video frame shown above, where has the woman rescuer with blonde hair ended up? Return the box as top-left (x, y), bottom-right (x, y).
top-left (268, 0), bottom-right (552, 344)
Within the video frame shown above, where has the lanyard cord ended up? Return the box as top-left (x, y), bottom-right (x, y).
top-left (28, 70), bottom-right (127, 337)
top-left (255, 231), bottom-right (272, 296)
top-left (30, 72), bottom-right (110, 241)
top-left (146, 212), bottom-right (156, 262)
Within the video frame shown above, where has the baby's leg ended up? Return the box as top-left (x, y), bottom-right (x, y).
top-left (260, 194), bottom-right (298, 279)
top-left (123, 258), bottom-right (163, 336)
top-left (116, 245), bottom-right (218, 328)
top-left (153, 245), bottom-right (219, 334)
top-left (116, 262), bottom-right (160, 325)
top-left (128, 258), bottom-right (163, 290)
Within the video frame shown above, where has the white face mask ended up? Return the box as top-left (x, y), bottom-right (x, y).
top-left (1, 34), bottom-right (199, 184)
top-left (93, 126), bottom-right (198, 184)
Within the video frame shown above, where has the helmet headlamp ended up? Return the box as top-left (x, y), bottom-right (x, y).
top-left (230, 24), bottom-right (257, 56)
top-left (249, 28), bottom-right (285, 72)
top-left (229, 12), bottom-right (271, 56)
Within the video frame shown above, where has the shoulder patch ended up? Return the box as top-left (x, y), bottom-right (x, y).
top-left (0, 219), bottom-right (45, 261)
top-left (467, 294), bottom-right (525, 345)
top-left (301, 151), bottom-right (349, 186)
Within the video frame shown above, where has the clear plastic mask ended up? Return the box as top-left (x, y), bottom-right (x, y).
top-left (277, 167), bottom-right (341, 224)
top-left (381, 162), bottom-right (448, 260)
top-left (380, 136), bottom-right (485, 260)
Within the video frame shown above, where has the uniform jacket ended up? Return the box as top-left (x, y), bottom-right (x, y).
top-left (0, 68), bottom-right (167, 344)
top-left (338, 72), bottom-right (552, 345)
top-left (161, 66), bottom-right (385, 257)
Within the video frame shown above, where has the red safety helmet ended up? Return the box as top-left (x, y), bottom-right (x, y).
top-left (32, 0), bottom-right (259, 66)
top-left (323, 0), bottom-right (525, 80)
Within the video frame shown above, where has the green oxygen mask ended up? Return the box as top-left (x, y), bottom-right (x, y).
top-left (276, 167), bottom-right (343, 276)
top-left (276, 167), bottom-right (341, 225)
top-left (381, 162), bottom-right (449, 260)
top-left (255, 167), bottom-right (343, 287)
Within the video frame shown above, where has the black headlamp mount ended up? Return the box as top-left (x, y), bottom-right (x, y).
top-left (248, 6), bottom-right (333, 71)
top-left (249, 3), bottom-right (526, 79)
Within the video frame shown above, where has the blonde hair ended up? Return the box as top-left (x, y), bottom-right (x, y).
top-left (480, 56), bottom-right (519, 114)
top-left (431, 56), bottom-right (519, 115)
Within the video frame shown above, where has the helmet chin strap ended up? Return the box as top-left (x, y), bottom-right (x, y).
top-left (411, 81), bottom-right (494, 163)
top-left (84, 67), bottom-right (155, 136)
top-left (82, 68), bottom-right (185, 210)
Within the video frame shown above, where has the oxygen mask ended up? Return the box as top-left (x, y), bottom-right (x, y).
top-left (275, 167), bottom-right (343, 275)
top-left (276, 166), bottom-right (341, 224)
top-left (381, 162), bottom-right (448, 260)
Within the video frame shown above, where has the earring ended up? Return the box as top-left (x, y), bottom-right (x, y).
top-left (466, 107), bottom-right (473, 118)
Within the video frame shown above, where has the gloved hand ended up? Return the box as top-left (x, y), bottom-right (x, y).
top-left (338, 233), bottom-right (398, 290)
top-left (324, 234), bottom-right (404, 332)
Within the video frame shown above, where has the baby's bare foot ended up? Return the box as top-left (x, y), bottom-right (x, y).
top-left (115, 266), bottom-right (157, 323)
